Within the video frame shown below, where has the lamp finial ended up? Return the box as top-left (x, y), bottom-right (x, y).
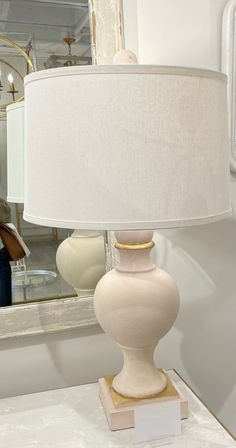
top-left (113, 49), bottom-right (138, 65)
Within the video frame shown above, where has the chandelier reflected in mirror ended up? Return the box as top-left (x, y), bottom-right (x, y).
top-left (44, 34), bottom-right (91, 69)
top-left (0, 34), bottom-right (35, 112)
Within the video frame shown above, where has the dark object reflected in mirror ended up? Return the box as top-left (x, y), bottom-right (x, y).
top-left (0, 197), bottom-right (13, 307)
top-left (0, 247), bottom-right (12, 307)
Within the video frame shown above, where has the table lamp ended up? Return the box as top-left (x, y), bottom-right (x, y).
top-left (23, 50), bottom-right (231, 419)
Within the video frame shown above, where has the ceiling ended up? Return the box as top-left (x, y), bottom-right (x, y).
top-left (0, 0), bottom-right (91, 63)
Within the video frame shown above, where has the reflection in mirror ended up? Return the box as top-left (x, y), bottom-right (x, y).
top-left (0, 0), bottom-right (106, 307)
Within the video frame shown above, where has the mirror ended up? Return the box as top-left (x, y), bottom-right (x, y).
top-left (0, 0), bottom-right (109, 307)
top-left (0, 0), bottom-right (124, 339)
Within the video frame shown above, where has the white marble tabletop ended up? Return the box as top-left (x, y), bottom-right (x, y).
top-left (0, 370), bottom-right (235, 448)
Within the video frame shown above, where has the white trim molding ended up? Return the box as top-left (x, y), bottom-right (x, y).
top-left (222, 0), bottom-right (236, 172)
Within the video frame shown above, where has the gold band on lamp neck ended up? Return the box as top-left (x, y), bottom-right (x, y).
top-left (115, 241), bottom-right (155, 250)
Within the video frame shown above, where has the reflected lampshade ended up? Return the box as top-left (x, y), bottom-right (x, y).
top-left (7, 101), bottom-right (24, 203)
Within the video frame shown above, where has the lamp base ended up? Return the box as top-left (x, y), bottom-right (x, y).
top-left (99, 370), bottom-right (188, 431)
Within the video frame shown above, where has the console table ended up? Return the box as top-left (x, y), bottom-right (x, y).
top-left (0, 370), bottom-right (235, 447)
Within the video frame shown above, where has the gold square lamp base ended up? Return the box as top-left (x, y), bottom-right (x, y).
top-left (99, 370), bottom-right (189, 431)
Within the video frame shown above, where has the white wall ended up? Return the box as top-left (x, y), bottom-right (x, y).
top-left (124, 0), bottom-right (227, 70)
top-left (0, 326), bottom-right (123, 398)
top-left (123, 0), bottom-right (236, 437)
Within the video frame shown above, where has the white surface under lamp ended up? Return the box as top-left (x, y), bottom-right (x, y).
top-left (23, 51), bottom-right (231, 425)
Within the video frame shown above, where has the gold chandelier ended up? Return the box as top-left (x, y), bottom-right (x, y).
top-left (0, 35), bottom-right (35, 112)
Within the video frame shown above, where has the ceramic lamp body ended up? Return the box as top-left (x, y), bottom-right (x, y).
top-left (94, 231), bottom-right (180, 398)
top-left (56, 230), bottom-right (106, 297)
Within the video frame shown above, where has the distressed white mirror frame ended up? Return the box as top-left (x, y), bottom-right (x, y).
top-left (222, 0), bottom-right (236, 173)
top-left (0, 0), bottom-right (124, 340)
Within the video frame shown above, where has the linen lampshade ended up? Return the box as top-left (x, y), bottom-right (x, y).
top-left (7, 101), bottom-right (24, 203)
top-left (23, 66), bottom-right (231, 229)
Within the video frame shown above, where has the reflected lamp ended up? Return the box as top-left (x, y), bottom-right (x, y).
top-left (6, 101), bottom-right (105, 296)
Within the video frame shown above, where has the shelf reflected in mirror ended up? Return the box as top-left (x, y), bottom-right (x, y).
top-left (11, 225), bottom-right (76, 305)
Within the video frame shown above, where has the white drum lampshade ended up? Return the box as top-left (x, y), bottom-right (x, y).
top-left (24, 65), bottom-right (231, 229)
top-left (23, 61), bottom-right (231, 406)
top-left (6, 101), bottom-right (24, 203)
